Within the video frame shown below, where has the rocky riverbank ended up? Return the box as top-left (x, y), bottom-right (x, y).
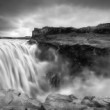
top-left (0, 90), bottom-right (110, 110)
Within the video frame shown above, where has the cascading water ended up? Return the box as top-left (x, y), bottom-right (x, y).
top-left (0, 39), bottom-right (69, 101)
top-left (1, 39), bottom-right (110, 102)
top-left (0, 40), bottom-right (52, 99)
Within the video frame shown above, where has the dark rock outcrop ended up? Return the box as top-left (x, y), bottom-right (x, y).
top-left (31, 23), bottom-right (110, 49)
top-left (1, 90), bottom-right (110, 110)
top-left (32, 23), bottom-right (110, 40)
top-left (0, 90), bottom-right (42, 110)
top-left (29, 23), bottom-right (110, 110)
top-left (43, 94), bottom-right (110, 110)
top-left (33, 42), bottom-right (110, 88)
top-left (30, 23), bottom-right (110, 88)
top-left (94, 23), bottom-right (110, 34)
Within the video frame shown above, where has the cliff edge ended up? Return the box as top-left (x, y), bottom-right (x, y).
top-left (31, 23), bottom-right (110, 48)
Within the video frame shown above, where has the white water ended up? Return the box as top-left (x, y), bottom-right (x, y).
top-left (0, 39), bottom-right (110, 102)
top-left (0, 40), bottom-right (52, 99)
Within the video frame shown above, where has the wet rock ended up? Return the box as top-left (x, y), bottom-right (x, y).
top-left (92, 98), bottom-right (110, 108)
top-left (43, 94), bottom-right (110, 110)
top-left (43, 94), bottom-right (87, 110)
top-left (39, 43), bottom-right (110, 81)
top-left (81, 96), bottom-right (110, 109)
top-left (0, 90), bottom-right (42, 110)
top-left (81, 96), bottom-right (95, 107)
top-left (0, 91), bottom-right (110, 110)
top-left (30, 24), bottom-right (110, 79)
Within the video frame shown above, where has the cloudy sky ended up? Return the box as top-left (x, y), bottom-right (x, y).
top-left (0, 0), bottom-right (110, 37)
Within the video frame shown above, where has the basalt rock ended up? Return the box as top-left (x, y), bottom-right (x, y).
top-left (30, 23), bottom-right (110, 87)
top-left (32, 23), bottom-right (110, 41)
top-left (29, 39), bottom-right (110, 79)
top-left (1, 90), bottom-right (110, 110)
top-left (31, 23), bottom-right (110, 48)
top-left (0, 90), bottom-right (42, 110)
top-left (43, 94), bottom-right (110, 110)
top-left (29, 24), bottom-right (110, 110)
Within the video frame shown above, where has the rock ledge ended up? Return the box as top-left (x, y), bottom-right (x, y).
top-left (0, 90), bottom-right (110, 110)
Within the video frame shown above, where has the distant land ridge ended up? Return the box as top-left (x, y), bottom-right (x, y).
top-left (32, 23), bottom-right (110, 38)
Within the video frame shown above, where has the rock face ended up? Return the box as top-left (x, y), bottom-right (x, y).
top-left (43, 94), bottom-right (110, 110)
top-left (0, 90), bottom-right (42, 110)
top-left (29, 23), bottom-right (110, 110)
top-left (30, 24), bottom-right (110, 86)
top-left (1, 90), bottom-right (110, 110)
top-left (31, 23), bottom-right (110, 48)
top-left (32, 23), bottom-right (110, 39)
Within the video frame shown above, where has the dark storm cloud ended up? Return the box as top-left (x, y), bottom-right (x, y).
top-left (0, 17), bottom-right (17, 31)
top-left (0, 0), bottom-right (110, 17)
top-left (58, 0), bottom-right (110, 9)
top-left (0, 0), bottom-right (48, 36)
top-left (0, 0), bottom-right (59, 16)
top-left (0, 0), bottom-right (44, 16)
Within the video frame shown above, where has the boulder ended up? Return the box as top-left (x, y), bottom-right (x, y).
top-left (43, 94), bottom-right (110, 110)
top-left (0, 90), bottom-right (42, 110)
top-left (43, 94), bottom-right (87, 110)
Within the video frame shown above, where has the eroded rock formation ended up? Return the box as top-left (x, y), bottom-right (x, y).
top-left (0, 90), bottom-right (42, 110)
top-left (32, 23), bottom-right (110, 40)
top-left (23, 23), bottom-right (110, 110)
top-left (1, 90), bottom-right (110, 110)
top-left (30, 23), bottom-right (110, 87)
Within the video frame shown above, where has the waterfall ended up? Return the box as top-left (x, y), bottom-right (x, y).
top-left (0, 39), bottom-right (110, 102)
top-left (0, 40), bottom-right (52, 99)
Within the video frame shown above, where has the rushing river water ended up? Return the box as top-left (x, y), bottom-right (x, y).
top-left (0, 39), bottom-right (62, 101)
top-left (0, 39), bottom-right (110, 102)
